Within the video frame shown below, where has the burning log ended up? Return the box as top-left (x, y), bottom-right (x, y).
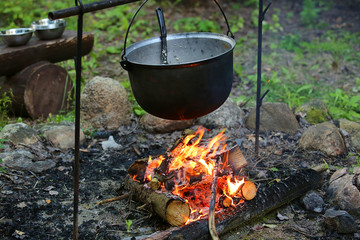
top-left (142, 168), bottom-right (321, 240)
top-left (124, 175), bottom-right (190, 227)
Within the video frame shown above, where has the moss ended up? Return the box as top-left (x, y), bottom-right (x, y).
top-left (296, 100), bottom-right (332, 124)
top-left (305, 107), bottom-right (329, 124)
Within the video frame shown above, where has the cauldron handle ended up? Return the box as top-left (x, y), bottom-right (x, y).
top-left (120, 0), bottom-right (234, 69)
top-left (213, 0), bottom-right (234, 39)
top-left (121, 0), bottom-right (149, 69)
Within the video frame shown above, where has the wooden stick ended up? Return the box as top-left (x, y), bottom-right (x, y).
top-left (209, 157), bottom-right (220, 240)
top-left (96, 193), bottom-right (130, 205)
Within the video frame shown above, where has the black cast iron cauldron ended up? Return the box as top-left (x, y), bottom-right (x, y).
top-left (121, 0), bottom-right (236, 120)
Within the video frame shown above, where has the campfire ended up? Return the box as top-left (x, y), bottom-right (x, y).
top-left (125, 127), bottom-right (256, 227)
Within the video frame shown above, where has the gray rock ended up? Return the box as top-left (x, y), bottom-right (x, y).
top-left (339, 119), bottom-right (360, 134)
top-left (140, 113), bottom-right (195, 133)
top-left (323, 209), bottom-right (357, 234)
top-left (301, 191), bottom-right (324, 213)
top-left (246, 102), bottom-right (300, 134)
top-left (296, 99), bottom-right (332, 124)
top-left (40, 124), bottom-right (86, 149)
top-left (327, 169), bottom-right (360, 216)
top-left (0, 123), bottom-right (39, 145)
top-left (329, 168), bottom-right (348, 183)
top-left (299, 122), bottom-right (346, 157)
top-left (197, 98), bottom-right (245, 129)
top-left (339, 119), bottom-right (360, 152)
top-left (1, 149), bottom-right (56, 173)
top-left (81, 76), bottom-right (132, 130)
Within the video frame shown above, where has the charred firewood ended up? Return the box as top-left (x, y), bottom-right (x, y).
top-left (151, 168), bottom-right (322, 240)
top-left (127, 158), bottom-right (148, 182)
top-left (124, 175), bottom-right (190, 227)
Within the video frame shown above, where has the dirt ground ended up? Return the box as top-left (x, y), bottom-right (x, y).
top-left (1, 0), bottom-right (360, 239)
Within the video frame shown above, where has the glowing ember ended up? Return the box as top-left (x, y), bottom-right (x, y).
top-left (130, 127), bottom-right (248, 224)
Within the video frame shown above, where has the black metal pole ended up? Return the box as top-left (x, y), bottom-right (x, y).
top-left (255, 0), bottom-right (264, 156)
top-left (49, 0), bottom-right (140, 20)
top-left (73, 1), bottom-right (83, 239)
top-left (48, 1), bottom-right (142, 239)
top-left (255, 1), bottom-right (271, 156)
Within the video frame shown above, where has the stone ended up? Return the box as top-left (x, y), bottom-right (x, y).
top-left (81, 76), bottom-right (132, 130)
top-left (140, 113), bottom-right (195, 133)
top-left (299, 122), bottom-right (346, 157)
top-left (327, 169), bottom-right (360, 216)
top-left (296, 99), bottom-right (332, 124)
top-left (339, 119), bottom-right (360, 152)
top-left (339, 119), bottom-right (360, 134)
top-left (197, 98), bottom-right (245, 129)
top-left (0, 123), bottom-right (39, 145)
top-left (39, 123), bottom-right (85, 150)
top-left (101, 136), bottom-right (122, 150)
top-left (323, 209), bottom-right (357, 234)
top-left (1, 149), bottom-right (56, 173)
top-left (245, 102), bottom-right (300, 134)
top-left (301, 190), bottom-right (324, 213)
top-left (329, 168), bottom-right (348, 183)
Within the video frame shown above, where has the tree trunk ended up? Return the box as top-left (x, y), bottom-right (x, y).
top-left (1, 61), bottom-right (73, 119)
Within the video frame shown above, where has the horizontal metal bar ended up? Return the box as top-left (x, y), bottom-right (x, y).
top-left (48, 0), bottom-right (141, 20)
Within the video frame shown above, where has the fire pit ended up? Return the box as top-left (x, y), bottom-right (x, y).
top-left (120, 127), bottom-right (323, 240)
top-left (125, 127), bottom-right (253, 226)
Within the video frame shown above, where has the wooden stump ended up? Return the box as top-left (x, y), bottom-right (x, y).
top-left (1, 61), bottom-right (73, 119)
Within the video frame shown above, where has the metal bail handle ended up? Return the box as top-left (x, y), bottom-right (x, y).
top-left (120, 0), bottom-right (235, 66)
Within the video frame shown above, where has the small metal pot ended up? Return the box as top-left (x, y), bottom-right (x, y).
top-left (121, 0), bottom-right (235, 120)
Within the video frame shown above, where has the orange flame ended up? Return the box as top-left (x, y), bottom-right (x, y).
top-left (132, 127), bottom-right (246, 224)
top-left (226, 176), bottom-right (245, 196)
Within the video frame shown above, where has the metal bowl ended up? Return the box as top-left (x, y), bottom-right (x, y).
top-left (31, 19), bottom-right (67, 40)
top-left (0, 28), bottom-right (34, 47)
